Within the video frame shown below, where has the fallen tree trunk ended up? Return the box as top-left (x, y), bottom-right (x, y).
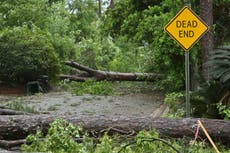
top-left (60, 74), bottom-right (88, 82)
top-left (61, 61), bottom-right (163, 82)
top-left (0, 139), bottom-right (27, 150)
top-left (0, 115), bottom-right (229, 144)
top-left (0, 108), bottom-right (32, 115)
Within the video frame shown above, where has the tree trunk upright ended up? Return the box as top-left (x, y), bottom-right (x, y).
top-left (98, 0), bottom-right (101, 17)
top-left (109, 0), bottom-right (115, 9)
top-left (200, 0), bottom-right (214, 81)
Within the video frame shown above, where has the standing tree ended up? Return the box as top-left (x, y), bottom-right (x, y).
top-left (98, 0), bottom-right (102, 17)
top-left (200, 0), bottom-right (214, 81)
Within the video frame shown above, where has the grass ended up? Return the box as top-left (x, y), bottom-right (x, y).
top-left (6, 98), bottom-right (37, 113)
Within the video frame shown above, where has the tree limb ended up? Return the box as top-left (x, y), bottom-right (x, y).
top-left (62, 61), bottom-right (163, 82)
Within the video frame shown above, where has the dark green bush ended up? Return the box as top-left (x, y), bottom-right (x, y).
top-left (190, 81), bottom-right (224, 118)
top-left (0, 26), bottom-right (60, 83)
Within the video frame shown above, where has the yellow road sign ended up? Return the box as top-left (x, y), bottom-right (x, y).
top-left (164, 6), bottom-right (209, 51)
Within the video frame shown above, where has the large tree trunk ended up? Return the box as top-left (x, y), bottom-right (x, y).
top-left (200, 0), bottom-right (214, 81)
top-left (0, 108), bottom-right (32, 115)
top-left (98, 0), bottom-right (101, 17)
top-left (60, 61), bottom-right (163, 82)
top-left (0, 115), bottom-right (229, 144)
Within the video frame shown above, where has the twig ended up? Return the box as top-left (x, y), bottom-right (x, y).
top-left (100, 127), bottom-right (133, 135)
top-left (118, 137), bottom-right (181, 153)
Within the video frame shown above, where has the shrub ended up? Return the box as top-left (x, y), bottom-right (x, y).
top-left (61, 79), bottom-right (113, 96)
top-left (217, 101), bottom-right (230, 120)
top-left (190, 81), bottom-right (223, 118)
top-left (22, 118), bottom-right (93, 153)
top-left (164, 92), bottom-right (185, 117)
top-left (0, 26), bottom-right (60, 83)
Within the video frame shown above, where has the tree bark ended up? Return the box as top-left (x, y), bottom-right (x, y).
top-left (0, 115), bottom-right (229, 144)
top-left (200, 0), bottom-right (214, 81)
top-left (0, 108), bottom-right (32, 115)
top-left (61, 61), bottom-right (163, 82)
top-left (0, 139), bottom-right (27, 150)
top-left (98, 0), bottom-right (101, 18)
top-left (109, 0), bottom-right (115, 9)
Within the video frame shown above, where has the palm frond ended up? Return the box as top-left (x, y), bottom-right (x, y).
top-left (208, 45), bottom-right (230, 86)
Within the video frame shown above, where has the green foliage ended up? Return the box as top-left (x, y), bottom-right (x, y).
top-left (101, 0), bottom-right (196, 91)
top-left (58, 81), bottom-right (158, 96)
top-left (0, 1), bottom-right (70, 37)
top-left (94, 133), bottom-right (115, 153)
top-left (164, 92), bottom-right (185, 118)
top-left (22, 118), bottom-right (94, 153)
top-left (100, 0), bottom-right (228, 92)
top-left (0, 0), bottom-right (82, 83)
top-left (67, 0), bottom-right (98, 41)
top-left (165, 81), bottom-right (229, 119)
top-left (6, 98), bottom-right (36, 113)
top-left (217, 102), bottom-right (230, 120)
top-left (0, 0), bottom-right (101, 82)
top-left (164, 92), bottom-right (184, 109)
top-left (59, 79), bottom-right (113, 96)
top-left (217, 90), bottom-right (230, 120)
top-left (74, 80), bottom-right (113, 96)
top-left (75, 39), bottom-right (98, 69)
top-left (0, 26), bottom-right (60, 83)
top-left (106, 36), bottom-right (146, 72)
top-left (0, 0), bottom-right (71, 36)
top-left (190, 81), bottom-right (224, 118)
top-left (130, 130), bottom-right (181, 153)
top-left (213, 0), bottom-right (230, 45)
top-left (101, 0), bottom-right (132, 37)
top-left (209, 45), bottom-right (230, 87)
top-left (206, 45), bottom-right (230, 119)
top-left (0, 0), bottom-right (229, 93)
top-left (95, 36), bottom-right (120, 71)
top-left (52, 35), bottom-right (78, 62)
top-left (130, 0), bottom-right (162, 11)
top-left (22, 119), bottom-right (230, 153)
top-left (0, 0), bottom-right (51, 28)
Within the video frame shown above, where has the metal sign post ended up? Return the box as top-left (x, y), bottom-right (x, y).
top-left (185, 1), bottom-right (191, 118)
top-left (185, 52), bottom-right (190, 117)
top-left (164, 6), bottom-right (209, 117)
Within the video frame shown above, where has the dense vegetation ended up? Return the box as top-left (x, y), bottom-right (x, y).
top-left (0, 0), bottom-right (229, 152)
top-left (0, 0), bottom-right (229, 87)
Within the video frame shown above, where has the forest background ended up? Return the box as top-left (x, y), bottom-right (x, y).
top-left (0, 0), bottom-right (229, 118)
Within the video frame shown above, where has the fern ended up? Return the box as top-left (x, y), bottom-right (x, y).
top-left (209, 45), bottom-right (230, 88)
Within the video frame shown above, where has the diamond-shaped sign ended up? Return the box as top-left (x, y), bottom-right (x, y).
top-left (164, 6), bottom-right (209, 51)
